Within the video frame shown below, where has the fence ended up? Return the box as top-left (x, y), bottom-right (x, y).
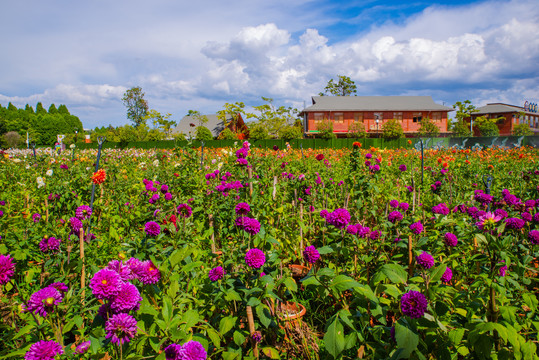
top-left (71, 135), bottom-right (539, 151)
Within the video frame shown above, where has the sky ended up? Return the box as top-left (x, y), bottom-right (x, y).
top-left (1, 0), bottom-right (538, 129)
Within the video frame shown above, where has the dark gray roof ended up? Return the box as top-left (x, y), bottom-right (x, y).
top-left (171, 114), bottom-right (231, 138)
top-left (302, 96), bottom-right (453, 112)
top-left (474, 103), bottom-right (525, 115)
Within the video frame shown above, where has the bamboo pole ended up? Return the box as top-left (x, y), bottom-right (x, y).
top-left (408, 235), bottom-right (414, 277)
top-left (79, 228), bottom-right (86, 301)
top-left (246, 306), bottom-right (259, 358)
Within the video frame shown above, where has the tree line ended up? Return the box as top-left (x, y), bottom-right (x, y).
top-left (0, 102), bottom-right (83, 147)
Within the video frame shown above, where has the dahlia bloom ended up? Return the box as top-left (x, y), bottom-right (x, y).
top-left (410, 221), bottom-right (423, 235)
top-left (32, 213), bottom-right (41, 223)
top-left (177, 340), bottom-right (207, 360)
top-left (107, 260), bottom-right (134, 281)
top-left (443, 233), bottom-right (458, 247)
top-left (389, 200), bottom-right (399, 208)
top-left (528, 230), bottom-right (539, 245)
top-left (131, 260), bottom-right (161, 285)
top-left (208, 266), bottom-right (225, 282)
top-left (399, 164), bottom-right (407, 172)
top-left (49, 282), bottom-right (68, 293)
top-left (105, 313), bottom-right (138, 345)
top-left (369, 230), bottom-right (381, 240)
top-left (398, 202), bottom-right (410, 212)
top-left (388, 210), bottom-right (403, 223)
top-left (416, 251), bottom-right (435, 269)
top-left (145, 221), bottom-right (161, 237)
top-left (245, 248), bottom-right (265, 269)
top-left (39, 236), bottom-right (61, 253)
top-left (441, 267), bottom-right (453, 283)
top-left (165, 343), bottom-right (182, 360)
top-left (243, 217), bottom-right (261, 236)
top-left (346, 224), bottom-right (358, 235)
top-left (505, 217), bottom-right (525, 231)
top-left (69, 217), bottom-right (83, 232)
top-left (177, 204), bottom-right (192, 218)
top-left (326, 208), bottom-right (351, 229)
top-left (110, 282), bottom-right (143, 313)
top-left (475, 212), bottom-right (502, 231)
top-left (75, 205), bottom-right (92, 220)
top-left (92, 169), bottom-right (106, 185)
top-left (90, 268), bottom-right (122, 300)
top-left (74, 341), bottom-right (91, 355)
top-left (499, 265), bottom-right (508, 277)
top-left (25, 340), bottom-right (63, 360)
top-left (316, 154), bottom-right (324, 161)
top-left (401, 291), bottom-right (428, 318)
top-left (235, 202), bottom-right (251, 216)
top-left (25, 286), bottom-right (63, 317)
top-left (319, 209), bottom-right (329, 219)
top-left (0, 254), bottom-right (15, 285)
top-left (303, 245), bottom-right (320, 264)
top-left (432, 203), bottom-right (450, 215)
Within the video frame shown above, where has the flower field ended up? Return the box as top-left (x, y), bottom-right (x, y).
top-left (1, 142), bottom-right (539, 359)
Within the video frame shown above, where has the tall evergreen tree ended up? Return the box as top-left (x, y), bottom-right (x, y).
top-left (58, 104), bottom-right (70, 115)
top-left (36, 102), bottom-right (46, 115)
top-left (48, 104), bottom-right (58, 114)
top-left (25, 104), bottom-right (35, 113)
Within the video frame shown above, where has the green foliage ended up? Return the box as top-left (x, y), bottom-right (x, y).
top-left (252, 97), bottom-right (299, 138)
top-left (278, 125), bottom-right (302, 140)
top-left (35, 102), bottom-right (46, 115)
top-left (452, 120), bottom-right (471, 137)
top-left (418, 117), bottom-right (440, 137)
top-left (453, 100), bottom-right (478, 122)
top-left (48, 103), bottom-right (58, 114)
top-left (347, 122), bottom-right (366, 138)
top-left (316, 119), bottom-right (336, 139)
top-left (187, 110), bottom-right (209, 127)
top-left (122, 86), bottom-right (149, 127)
top-left (381, 119), bottom-right (404, 139)
top-left (319, 75), bottom-right (357, 96)
top-left (512, 123), bottom-right (533, 136)
top-left (195, 126), bottom-right (213, 141)
top-left (144, 109), bottom-right (177, 138)
top-left (248, 123), bottom-right (270, 140)
top-left (2, 131), bottom-right (22, 148)
top-left (474, 116), bottom-right (500, 136)
top-left (220, 128), bottom-right (237, 140)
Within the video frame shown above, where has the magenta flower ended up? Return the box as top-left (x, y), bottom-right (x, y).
top-left (505, 217), bottom-right (525, 230)
top-left (110, 282), bottom-right (143, 313)
top-left (39, 236), bottom-right (61, 254)
top-left (499, 265), bottom-right (508, 277)
top-left (165, 343), bottom-right (182, 360)
top-left (245, 248), bottom-right (265, 269)
top-left (443, 233), bottom-right (458, 247)
top-left (401, 291), bottom-right (428, 318)
top-left (75, 205), bottom-right (92, 220)
top-left (32, 213), bottom-right (41, 223)
top-left (107, 260), bottom-right (135, 281)
top-left (410, 221), bottom-right (423, 235)
top-left (528, 230), bottom-right (539, 245)
top-left (326, 208), bottom-right (351, 229)
top-left (69, 216), bottom-right (83, 232)
top-left (399, 202), bottom-right (410, 212)
top-left (177, 204), bottom-right (192, 218)
top-left (441, 267), bottom-right (453, 283)
top-left (74, 341), bottom-right (91, 355)
top-left (145, 221), bottom-right (161, 237)
top-left (303, 245), bottom-right (320, 264)
top-left (49, 282), bottom-right (68, 293)
top-left (105, 313), bottom-right (138, 345)
top-left (177, 340), bottom-right (207, 360)
top-left (235, 202), bottom-right (251, 216)
top-left (388, 210), bottom-right (403, 223)
top-left (209, 266), bottom-right (225, 282)
top-left (25, 340), bottom-right (63, 360)
top-left (389, 200), bottom-right (399, 208)
top-left (0, 254), bottom-right (16, 285)
top-left (243, 217), bottom-right (261, 235)
top-left (416, 251), bottom-right (434, 269)
top-left (90, 268), bottom-right (122, 300)
top-left (475, 212), bottom-right (502, 231)
top-left (134, 260), bottom-right (161, 284)
top-left (25, 286), bottom-right (63, 317)
top-left (399, 164), bottom-right (407, 172)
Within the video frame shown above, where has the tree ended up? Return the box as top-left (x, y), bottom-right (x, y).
top-left (187, 110), bottom-right (209, 127)
top-left (48, 104), bottom-right (58, 114)
top-left (347, 122), bottom-right (367, 138)
top-left (512, 123), bottom-right (533, 136)
top-left (144, 109), bottom-right (176, 138)
top-left (36, 102), bottom-right (47, 115)
top-left (2, 131), bottom-right (21, 148)
top-left (319, 75), bottom-right (357, 96)
top-left (418, 118), bottom-right (440, 137)
top-left (122, 87), bottom-right (149, 127)
top-left (252, 97), bottom-right (299, 138)
top-left (474, 116), bottom-right (499, 136)
top-left (452, 120), bottom-right (471, 137)
top-left (217, 102), bottom-right (253, 130)
top-left (453, 100), bottom-right (478, 136)
top-left (220, 128), bottom-right (237, 140)
top-left (25, 104), bottom-right (35, 114)
top-left (58, 104), bottom-right (70, 115)
top-left (195, 126), bottom-right (213, 141)
top-left (381, 119), bottom-right (404, 139)
top-left (249, 124), bottom-right (270, 140)
top-left (278, 125), bottom-right (302, 140)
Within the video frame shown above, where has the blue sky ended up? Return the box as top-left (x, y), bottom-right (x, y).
top-left (1, 0), bottom-right (538, 129)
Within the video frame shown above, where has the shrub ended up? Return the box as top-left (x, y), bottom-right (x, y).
top-left (278, 126), bottom-right (302, 140)
top-left (512, 123), bottom-right (533, 136)
top-left (220, 128), bottom-right (237, 140)
top-left (347, 122), bottom-right (366, 138)
top-left (2, 131), bottom-right (22, 148)
top-left (418, 118), bottom-right (440, 137)
top-left (381, 119), bottom-right (404, 139)
top-left (249, 124), bottom-right (270, 140)
top-left (317, 120), bottom-right (336, 139)
top-left (195, 126), bottom-right (213, 141)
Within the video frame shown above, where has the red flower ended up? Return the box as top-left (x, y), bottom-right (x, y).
top-left (352, 142), bottom-right (361, 149)
top-left (174, 173), bottom-right (179, 177)
top-left (316, 154), bottom-right (324, 161)
top-left (92, 169), bottom-right (106, 185)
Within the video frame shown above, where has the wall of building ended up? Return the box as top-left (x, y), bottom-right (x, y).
top-left (306, 111), bottom-right (448, 134)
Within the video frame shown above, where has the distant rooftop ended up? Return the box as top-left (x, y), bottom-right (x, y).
top-left (474, 103), bottom-right (525, 115)
top-left (302, 96), bottom-right (453, 112)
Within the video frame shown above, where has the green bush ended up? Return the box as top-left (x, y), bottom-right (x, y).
top-left (195, 126), bottom-right (213, 141)
top-left (418, 118), bottom-right (440, 137)
top-left (249, 124), bottom-right (270, 140)
top-left (381, 119), bottom-right (404, 139)
top-left (278, 126), bottom-right (302, 140)
top-left (220, 128), bottom-right (237, 140)
top-left (512, 123), bottom-right (533, 136)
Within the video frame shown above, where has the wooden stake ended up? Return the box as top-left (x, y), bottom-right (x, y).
top-left (408, 235), bottom-right (414, 277)
top-left (272, 175), bottom-right (277, 200)
top-left (246, 305), bottom-right (259, 358)
top-left (45, 198), bottom-right (49, 223)
top-left (209, 214), bottom-right (216, 253)
top-left (79, 228), bottom-right (86, 301)
top-left (248, 167), bottom-right (253, 197)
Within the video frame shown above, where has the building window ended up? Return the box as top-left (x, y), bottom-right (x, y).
top-left (334, 112), bottom-right (344, 124)
top-left (314, 113), bottom-right (324, 123)
top-left (432, 112), bottom-right (442, 122)
top-left (374, 112), bottom-right (383, 121)
top-left (393, 112), bottom-right (403, 122)
top-left (413, 112), bottom-right (422, 123)
top-left (354, 112), bottom-right (363, 122)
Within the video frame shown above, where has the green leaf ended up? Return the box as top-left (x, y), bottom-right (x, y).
top-left (181, 309), bottom-right (199, 329)
top-left (522, 293), bottom-right (538, 313)
top-left (256, 304), bottom-right (273, 328)
top-left (395, 322), bottom-right (419, 358)
top-left (449, 328), bottom-right (465, 346)
top-left (380, 263), bottom-right (408, 284)
top-left (430, 264), bottom-right (447, 283)
top-left (233, 330), bottom-right (246, 346)
top-left (317, 246), bottom-right (334, 255)
top-left (206, 328), bottom-right (221, 348)
top-left (261, 347), bottom-right (280, 359)
top-left (219, 316), bottom-right (237, 335)
top-left (283, 276), bottom-right (298, 292)
top-left (182, 261), bottom-right (203, 273)
top-left (331, 275), bottom-right (360, 292)
top-left (12, 325), bottom-right (33, 341)
top-left (324, 317), bottom-right (345, 359)
top-left (162, 296), bottom-right (173, 324)
top-left (225, 290), bottom-right (242, 301)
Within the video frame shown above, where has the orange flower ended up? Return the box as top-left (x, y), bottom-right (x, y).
top-left (92, 169), bottom-right (106, 185)
top-left (353, 142), bottom-right (361, 148)
top-left (407, 140), bottom-right (412, 145)
top-left (488, 164), bottom-right (494, 169)
top-left (442, 162), bottom-right (448, 168)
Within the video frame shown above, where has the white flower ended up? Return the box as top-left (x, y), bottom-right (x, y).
top-left (174, 163), bottom-right (181, 168)
top-left (12, 158), bottom-right (21, 163)
top-left (50, 158), bottom-right (56, 164)
top-left (138, 162), bottom-right (146, 168)
top-left (25, 165), bottom-right (30, 169)
top-left (70, 144), bottom-right (76, 149)
top-left (153, 160), bottom-right (159, 167)
top-left (46, 169), bottom-right (53, 176)
top-left (36, 177), bottom-right (45, 188)
top-left (218, 162), bottom-right (223, 170)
